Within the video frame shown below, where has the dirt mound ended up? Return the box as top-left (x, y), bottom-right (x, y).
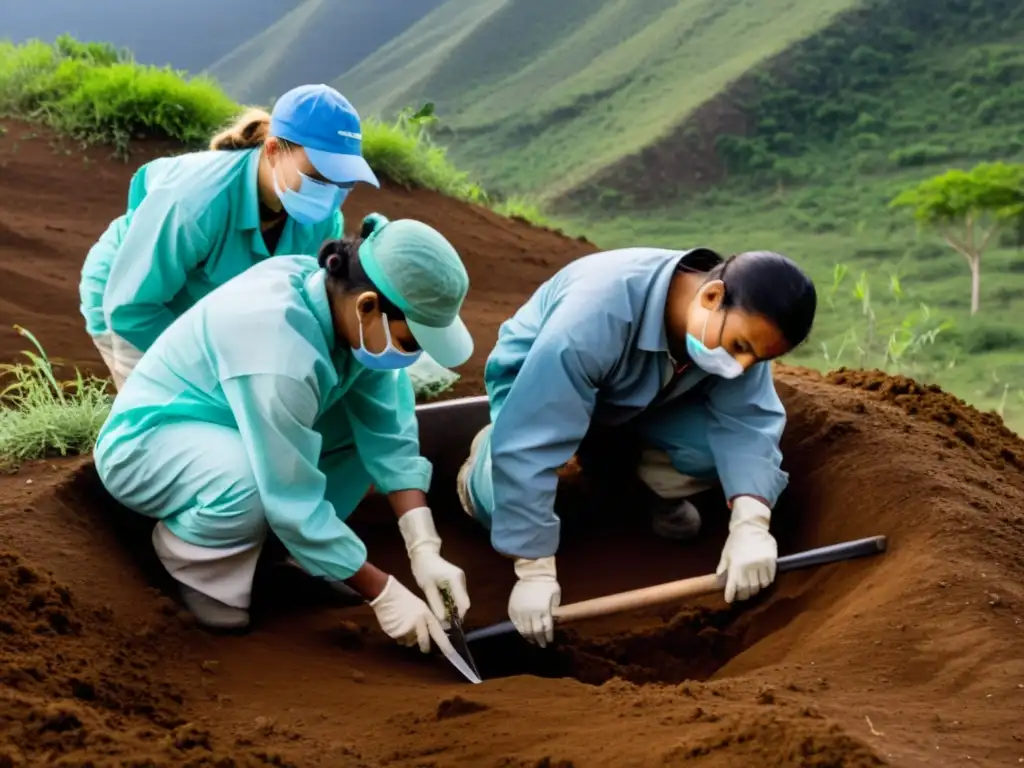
top-left (1, 126), bottom-right (1024, 766)
top-left (0, 549), bottom-right (296, 766)
top-left (826, 367), bottom-right (1024, 476)
top-left (0, 122), bottom-right (597, 397)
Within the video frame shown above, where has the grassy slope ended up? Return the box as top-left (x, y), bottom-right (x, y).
top-left (564, 1), bottom-right (1024, 430)
top-left (204, 0), bottom-right (448, 105)
top-left (0, 36), bottom-right (486, 200)
top-left (338, 0), bottom-right (1024, 430)
top-left (340, 0), bottom-right (861, 198)
top-left (330, 0), bottom-right (508, 115)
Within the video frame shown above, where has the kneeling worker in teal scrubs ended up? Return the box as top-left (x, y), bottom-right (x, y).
top-left (457, 248), bottom-right (817, 646)
top-left (95, 215), bottom-right (474, 653)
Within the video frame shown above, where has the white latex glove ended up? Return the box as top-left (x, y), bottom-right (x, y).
top-left (397, 506), bottom-right (470, 625)
top-left (508, 556), bottom-right (561, 647)
top-left (369, 575), bottom-right (446, 653)
top-left (716, 496), bottom-right (778, 603)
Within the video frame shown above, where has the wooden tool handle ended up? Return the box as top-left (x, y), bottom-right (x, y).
top-left (463, 535), bottom-right (886, 644)
top-left (555, 572), bottom-right (721, 623)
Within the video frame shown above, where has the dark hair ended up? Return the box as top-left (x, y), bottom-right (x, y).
top-left (711, 250), bottom-right (817, 349)
top-left (317, 237), bottom-right (406, 320)
top-left (675, 247), bottom-right (725, 274)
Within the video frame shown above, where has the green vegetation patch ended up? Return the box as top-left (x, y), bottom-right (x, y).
top-left (0, 35), bottom-right (496, 205)
top-left (0, 327), bottom-right (111, 472)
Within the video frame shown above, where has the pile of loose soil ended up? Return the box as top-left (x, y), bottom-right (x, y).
top-left (2, 125), bottom-right (1024, 767)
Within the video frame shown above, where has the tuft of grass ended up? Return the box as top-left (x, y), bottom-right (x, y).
top-left (0, 36), bottom-right (238, 156)
top-left (0, 35), bottom-right (503, 209)
top-left (0, 327), bottom-right (112, 472)
top-left (491, 196), bottom-right (550, 227)
top-left (0, 327), bottom-right (457, 472)
top-left (361, 104), bottom-right (488, 202)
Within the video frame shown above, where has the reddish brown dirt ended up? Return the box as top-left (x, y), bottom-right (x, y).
top-left (2, 124), bottom-right (1024, 767)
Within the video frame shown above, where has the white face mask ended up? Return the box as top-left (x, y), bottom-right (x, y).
top-left (684, 295), bottom-right (744, 379)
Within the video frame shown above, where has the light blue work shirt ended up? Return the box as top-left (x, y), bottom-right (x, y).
top-left (93, 255), bottom-right (429, 581)
top-left (80, 147), bottom-right (344, 351)
top-left (473, 247), bottom-right (789, 560)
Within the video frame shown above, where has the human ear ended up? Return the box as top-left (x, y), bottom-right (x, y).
top-left (355, 291), bottom-right (379, 318)
top-left (264, 137), bottom-right (280, 161)
top-left (699, 280), bottom-right (725, 311)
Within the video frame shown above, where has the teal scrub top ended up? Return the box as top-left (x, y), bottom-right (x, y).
top-left (94, 255), bottom-right (430, 581)
top-left (79, 147), bottom-right (344, 350)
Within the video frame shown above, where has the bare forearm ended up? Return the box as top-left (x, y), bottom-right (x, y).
top-left (389, 489), bottom-right (429, 519)
top-left (344, 561), bottom-right (390, 600)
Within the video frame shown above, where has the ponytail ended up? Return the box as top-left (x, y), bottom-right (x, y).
top-left (209, 108), bottom-right (272, 151)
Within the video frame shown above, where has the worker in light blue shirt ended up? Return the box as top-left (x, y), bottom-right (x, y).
top-left (94, 214), bottom-right (475, 656)
top-left (80, 83), bottom-right (377, 390)
top-left (456, 248), bottom-right (817, 647)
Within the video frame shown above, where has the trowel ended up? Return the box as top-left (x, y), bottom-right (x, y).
top-left (432, 584), bottom-right (482, 684)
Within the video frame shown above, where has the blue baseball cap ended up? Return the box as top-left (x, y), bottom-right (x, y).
top-left (269, 84), bottom-right (379, 188)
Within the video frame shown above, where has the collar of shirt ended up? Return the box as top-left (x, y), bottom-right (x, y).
top-left (237, 148), bottom-right (266, 232)
top-left (301, 268), bottom-right (336, 351)
top-left (636, 251), bottom-right (688, 354)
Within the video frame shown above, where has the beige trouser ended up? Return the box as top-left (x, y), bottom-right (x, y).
top-left (457, 425), bottom-right (718, 521)
top-left (152, 521), bottom-right (264, 610)
top-left (90, 332), bottom-right (144, 391)
top-left (635, 448), bottom-right (718, 499)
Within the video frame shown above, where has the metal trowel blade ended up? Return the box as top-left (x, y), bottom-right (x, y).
top-left (441, 586), bottom-right (482, 682)
top-left (447, 612), bottom-right (481, 680)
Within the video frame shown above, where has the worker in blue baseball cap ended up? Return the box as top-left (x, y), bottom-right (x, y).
top-left (80, 83), bottom-right (379, 390)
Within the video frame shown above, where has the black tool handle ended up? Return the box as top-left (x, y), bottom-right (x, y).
top-left (463, 534), bottom-right (887, 644)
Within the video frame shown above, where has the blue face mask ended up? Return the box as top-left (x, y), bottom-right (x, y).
top-left (685, 299), bottom-right (744, 379)
top-left (352, 311), bottom-right (423, 371)
top-left (273, 164), bottom-right (345, 225)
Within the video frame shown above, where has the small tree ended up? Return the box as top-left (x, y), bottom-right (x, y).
top-left (890, 162), bottom-right (1024, 315)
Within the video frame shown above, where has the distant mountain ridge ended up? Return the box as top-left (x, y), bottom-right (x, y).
top-left (204, 0), bottom-right (449, 105)
top-left (0, 0), bottom-right (298, 72)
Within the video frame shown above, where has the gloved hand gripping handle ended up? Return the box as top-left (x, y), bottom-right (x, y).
top-left (464, 535), bottom-right (887, 643)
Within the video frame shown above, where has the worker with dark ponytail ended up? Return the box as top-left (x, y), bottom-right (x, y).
top-left (457, 246), bottom-right (817, 647)
top-left (79, 84), bottom-right (378, 389)
top-left (93, 213), bottom-right (475, 658)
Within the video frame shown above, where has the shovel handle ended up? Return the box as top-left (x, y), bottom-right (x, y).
top-left (464, 535), bottom-right (886, 644)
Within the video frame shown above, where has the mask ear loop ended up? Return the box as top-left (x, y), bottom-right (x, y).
top-left (700, 259), bottom-right (730, 347)
top-left (355, 306), bottom-right (388, 358)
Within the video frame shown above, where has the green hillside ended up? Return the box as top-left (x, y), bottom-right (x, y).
top-left (339, 0), bottom-right (861, 199)
top-left (331, 0), bottom-right (507, 114)
top-left (335, 0), bottom-right (1024, 429)
top-left (205, 0), bottom-right (447, 105)
top-left (563, 0), bottom-right (1024, 430)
